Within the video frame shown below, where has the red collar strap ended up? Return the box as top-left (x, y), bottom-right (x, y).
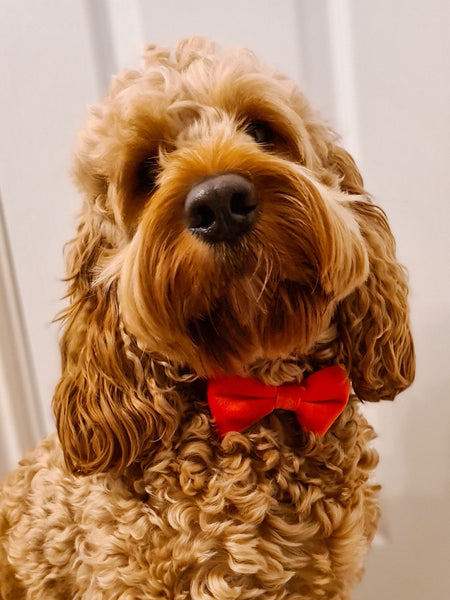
top-left (207, 366), bottom-right (350, 438)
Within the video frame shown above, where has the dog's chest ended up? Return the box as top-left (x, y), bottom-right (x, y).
top-left (50, 405), bottom-right (377, 598)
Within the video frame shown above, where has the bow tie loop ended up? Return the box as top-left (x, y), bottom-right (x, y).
top-left (207, 366), bottom-right (350, 438)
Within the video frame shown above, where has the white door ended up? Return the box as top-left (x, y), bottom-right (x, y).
top-left (348, 1), bottom-right (450, 597)
top-left (1, 2), bottom-right (448, 598)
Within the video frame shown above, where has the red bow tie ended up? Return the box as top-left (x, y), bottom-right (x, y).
top-left (207, 366), bottom-right (350, 438)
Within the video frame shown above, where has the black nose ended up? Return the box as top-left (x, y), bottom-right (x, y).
top-left (184, 173), bottom-right (257, 243)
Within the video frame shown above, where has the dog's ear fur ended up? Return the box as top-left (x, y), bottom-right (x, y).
top-left (337, 198), bottom-right (415, 401)
top-left (322, 142), bottom-right (415, 401)
top-left (52, 195), bottom-right (181, 475)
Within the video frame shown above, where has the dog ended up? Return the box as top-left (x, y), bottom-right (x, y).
top-left (0, 37), bottom-right (414, 599)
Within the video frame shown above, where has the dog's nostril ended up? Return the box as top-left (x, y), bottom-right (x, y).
top-left (189, 204), bottom-right (216, 229)
top-left (185, 173), bottom-right (258, 243)
top-left (230, 190), bottom-right (256, 217)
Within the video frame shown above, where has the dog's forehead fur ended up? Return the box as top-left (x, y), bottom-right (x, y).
top-left (74, 38), bottom-right (322, 196)
top-left (113, 39), bottom-right (303, 126)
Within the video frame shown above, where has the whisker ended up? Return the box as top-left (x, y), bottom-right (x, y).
top-left (256, 252), bottom-right (274, 303)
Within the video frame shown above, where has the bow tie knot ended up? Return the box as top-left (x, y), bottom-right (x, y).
top-left (207, 366), bottom-right (350, 438)
top-left (274, 384), bottom-right (304, 412)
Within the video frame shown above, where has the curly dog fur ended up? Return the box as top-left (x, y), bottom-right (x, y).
top-left (0, 38), bottom-right (414, 599)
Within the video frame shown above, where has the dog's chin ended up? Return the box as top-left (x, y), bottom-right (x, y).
top-left (120, 273), bottom-right (336, 378)
top-left (187, 283), bottom-right (336, 377)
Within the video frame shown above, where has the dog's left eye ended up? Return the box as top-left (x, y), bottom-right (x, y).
top-left (246, 121), bottom-right (274, 145)
top-left (136, 157), bottom-right (159, 194)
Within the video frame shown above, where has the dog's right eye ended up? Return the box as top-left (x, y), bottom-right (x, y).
top-left (136, 157), bottom-right (159, 194)
top-left (246, 120), bottom-right (274, 145)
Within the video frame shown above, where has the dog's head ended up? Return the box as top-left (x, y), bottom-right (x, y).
top-left (54, 38), bottom-right (414, 474)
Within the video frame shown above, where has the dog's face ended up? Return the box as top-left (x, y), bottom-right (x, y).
top-left (56, 38), bottom-right (414, 473)
top-left (74, 38), bottom-right (369, 376)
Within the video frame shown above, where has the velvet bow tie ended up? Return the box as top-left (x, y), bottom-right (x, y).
top-left (207, 366), bottom-right (350, 438)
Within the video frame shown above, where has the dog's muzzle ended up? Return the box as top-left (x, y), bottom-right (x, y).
top-left (184, 173), bottom-right (257, 243)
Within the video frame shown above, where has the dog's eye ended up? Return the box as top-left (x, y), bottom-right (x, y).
top-left (246, 121), bottom-right (274, 145)
top-left (136, 157), bottom-right (159, 194)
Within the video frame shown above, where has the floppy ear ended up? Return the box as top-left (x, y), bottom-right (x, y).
top-left (321, 145), bottom-right (415, 401)
top-left (52, 196), bottom-right (182, 475)
top-left (336, 198), bottom-right (415, 401)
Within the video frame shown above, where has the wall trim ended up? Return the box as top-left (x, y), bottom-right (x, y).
top-left (326, 0), bottom-right (361, 161)
top-left (0, 192), bottom-right (45, 475)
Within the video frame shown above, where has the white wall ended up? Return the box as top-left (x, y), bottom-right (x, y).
top-left (350, 2), bottom-right (450, 596)
top-left (137, 0), bottom-right (303, 79)
top-left (351, 0), bottom-right (450, 500)
top-left (0, 0), bottom-right (101, 463)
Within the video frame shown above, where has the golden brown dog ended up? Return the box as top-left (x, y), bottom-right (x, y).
top-left (0, 37), bottom-right (414, 599)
